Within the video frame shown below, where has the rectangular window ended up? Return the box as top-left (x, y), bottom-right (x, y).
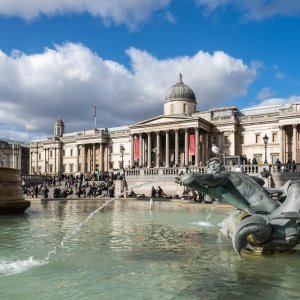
top-left (271, 154), bottom-right (279, 164)
top-left (224, 136), bottom-right (230, 145)
top-left (38, 153), bottom-right (41, 160)
top-left (69, 164), bottom-right (73, 173)
top-left (78, 164), bottom-right (81, 172)
top-left (240, 135), bottom-right (244, 144)
top-left (49, 165), bottom-right (53, 173)
top-left (254, 154), bottom-right (262, 163)
top-left (62, 165), bottom-right (66, 173)
top-left (70, 149), bottom-right (73, 156)
top-left (255, 134), bottom-right (260, 144)
top-left (272, 132), bottom-right (278, 143)
top-left (50, 151), bottom-right (53, 158)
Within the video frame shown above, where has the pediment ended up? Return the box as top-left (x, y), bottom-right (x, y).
top-left (130, 115), bottom-right (195, 128)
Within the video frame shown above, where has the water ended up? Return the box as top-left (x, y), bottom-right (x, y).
top-left (0, 199), bottom-right (299, 300)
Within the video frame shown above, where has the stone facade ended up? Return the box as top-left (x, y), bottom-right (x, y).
top-left (29, 76), bottom-right (300, 176)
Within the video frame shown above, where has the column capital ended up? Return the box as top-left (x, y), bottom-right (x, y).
top-left (279, 125), bottom-right (284, 130)
top-left (292, 124), bottom-right (298, 129)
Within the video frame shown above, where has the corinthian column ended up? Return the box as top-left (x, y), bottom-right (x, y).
top-left (156, 131), bottom-right (160, 168)
top-left (184, 128), bottom-right (189, 166)
top-left (292, 124), bottom-right (297, 162)
top-left (92, 143), bottom-right (96, 172)
top-left (279, 126), bottom-right (284, 163)
top-left (139, 134), bottom-right (142, 167)
top-left (130, 134), bottom-right (134, 168)
top-left (195, 127), bottom-right (199, 166)
top-left (147, 132), bottom-right (151, 168)
top-left (99, 143), bottom-right (103, 171)
top-left (165, 130), bottom-right (170, 168)
top-left (175, 129), bottom-right (179, 166)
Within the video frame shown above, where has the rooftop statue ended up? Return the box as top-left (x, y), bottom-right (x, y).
top-left (175, 157), bottom-right (300, 256)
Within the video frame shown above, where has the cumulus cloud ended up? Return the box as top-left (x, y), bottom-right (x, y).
top-left (257, 87), bottom-right (274, 101)
top-left (0, 43), bottom-right (256, 140)
top-left (196, 0), bottom-right (300, 21)
top-left (255, 96), bottom-right (300, 107)
top-left (0, 0), bottom-right (171, 29)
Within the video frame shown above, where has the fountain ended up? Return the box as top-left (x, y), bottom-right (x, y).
top-left (0, 167), bottom-right (30, 214)
top-left (175, 157), bottom-right (300, 256)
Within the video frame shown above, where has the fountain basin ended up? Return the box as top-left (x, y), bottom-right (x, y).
top-left (0, 167), bottom-right (30, 214)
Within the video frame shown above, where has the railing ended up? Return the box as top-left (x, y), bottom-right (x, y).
top-left (124, 163), bottom-right (300, 177)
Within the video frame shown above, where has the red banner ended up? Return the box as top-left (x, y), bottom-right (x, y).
top-left (134, 139), bottom-right (139, 159)
top-left (189, 134), bottom-right (195, 155)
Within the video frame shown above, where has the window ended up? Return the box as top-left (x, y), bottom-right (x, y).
top-left (224, 136), bottom-right (230, 145)
top-left (240, 135), bottom-right (244, 144)
top-left (62, 164), bottom-right (66, 173)
top-left (255, 133), bottom-right (260, 144)
top-left (170, 104), bottom-right (174, 114)
top-left (254, 154), bottom-right (262, 163)
top-left (78, 164), bottom-right (81, 172)
top-left (271, 154), bottom-right (279, 164)
top-left (50, 150), bottom-right (53, 158)
top-left (69, 164), bottom-right (73, 173)
top-left (38, 153), bottom-right (41, 160)
top-left (49, 165), bottom-right (53, 173)
top-left (272, 132), bottom-right (278, 143)
top-left (70, 149), bottom-right (73, 156)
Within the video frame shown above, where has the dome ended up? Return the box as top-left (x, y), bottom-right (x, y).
top-left (55, 117), bottom-right (64, 127)
top-left (164, 74), bottom-right (197, 104)
top-left (0, 140), bottom-right (10, 149)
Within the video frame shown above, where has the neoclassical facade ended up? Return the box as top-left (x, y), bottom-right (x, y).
top-left (29, 75), bottom-right (300, 175)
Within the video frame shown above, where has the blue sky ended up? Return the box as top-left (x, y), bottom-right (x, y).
top-left (0, 0), bottom-right (300, 141)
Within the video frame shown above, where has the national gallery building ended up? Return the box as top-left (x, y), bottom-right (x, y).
top-left (29, 75), bottom-right (300, 176)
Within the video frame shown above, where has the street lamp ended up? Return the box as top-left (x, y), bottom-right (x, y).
top-left (263, 134), bottom-right (269, 164)
top-left (120, 145), bottom-right (125, 176)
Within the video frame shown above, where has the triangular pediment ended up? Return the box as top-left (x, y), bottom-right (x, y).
top-left (130, 115), bottom-right (196, 128)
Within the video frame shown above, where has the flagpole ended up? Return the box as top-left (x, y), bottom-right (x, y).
top-left (94, 105), bottom-right (96, 130)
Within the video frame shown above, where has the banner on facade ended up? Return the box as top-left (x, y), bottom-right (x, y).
top-left (134, 139), bottom-right (139, 159)
top-left (189, 134), bottom-right (195, 155)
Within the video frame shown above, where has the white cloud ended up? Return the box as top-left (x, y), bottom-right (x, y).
top-left (0, 0), bottom-right (171, 29)
top-left (256, 96), bottom-right (300, 107)
top-left (257, 87), bottom-right (274, 101)
top-left (196, 0), bottom-right (300, 21)
top-left (0, 43), bottom-right (256, 140)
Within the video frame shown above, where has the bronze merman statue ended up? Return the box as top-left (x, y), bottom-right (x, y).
top-left (175, 157), bottom-right (300, 257)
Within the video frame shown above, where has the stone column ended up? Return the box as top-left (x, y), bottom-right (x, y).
top-left (54, 148), bottom-right (57, 174)
top-left (175, 129), bottom-right (179, 167)
top-left (57, 147), bottom-right (61, 174)
top-left (99, 143), bottom-right (104, 172)
top-left (156, 131), bottom-right (160, 168)
top-left (92, 143), bottom-right (96, 172)
top-left (165, 130), bottom-right (170, 168)
top-left (107, 144), bottom-right (111, 171)
top-left (279, 126), bottom-right (284, 163)
top-left (76, 145), bottom-right (79, 172)
top-left (147, 132), bottom-right (151, 168)
top-left (195, 127), bottom-right (199, 166)
top-left (139, 134), bottom-right (143, 167)
top-left (44, 148), bottom-right (47, 173)
top-left (82, 144), bottom-right (86, 173)
top-left (130, 135), bottom-right (134, 168)
top-left (205, 132), bottom-right (208, 162)
top-left (35, 146), bottom-right (38, 173)
top-left (231, 130), bottom-right (236, 156)
top-left (293, 124), bottom-right (297, 162)
top-left (29, 152), bottom-right (32, 174)
top-left (184, 128), bottom-right (189, 166)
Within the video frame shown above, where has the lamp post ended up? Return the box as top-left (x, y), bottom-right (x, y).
top-left (120, 145), bottom-right (125, 176)
top-left (263, 134), bottom-right (269, 164)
